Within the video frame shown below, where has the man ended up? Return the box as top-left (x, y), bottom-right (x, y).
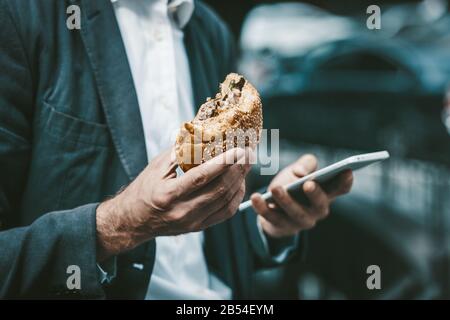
top-left (0, 0), bottom-right (353, 299)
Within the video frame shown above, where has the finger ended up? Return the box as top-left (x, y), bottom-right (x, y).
top-left (199, 181), bottom-right (246, 229)
top-left (173, 148), bottom-right (246, 197)
top-left (303, 181), bottom-right (330, 220)
top-left (235, 147), bottom-right (257, 166)
top-left (292, 154), bottom-right (318, 177)
top-left (250, 193), bottom-right (293, 229)
top-left (271, 186), bottom-right (316, 229)
top-left (187, 162), bottom-right (251, 213)
top-left (322, 170), bottom-right (353, 200)
top-left (150, 147), bottom-right (178, 176)
top-left (153, 147), bottom-right (176, 165)
top-left (258, 216), bottom-right (298, 238)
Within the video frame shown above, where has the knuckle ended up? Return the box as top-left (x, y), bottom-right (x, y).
top-left (225, 189), bottom-right (239, 202)
top-left (217, 185), bottom-right (228, 197)
top-left (152, 192), bottom-right (171, 210)
top-left (224, 190), bottom-right (235, 203)
top-left (192, 171), bottom-right (208, 187)
top-left (167, 184), bottom-right (181, 201)
top-left (170, 210), bottom-right (186, 223)
top-left (221, 186), bottom-right (234, 201)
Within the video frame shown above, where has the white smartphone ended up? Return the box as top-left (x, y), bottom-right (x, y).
top-left (238, 150), bottom-right (390, 212)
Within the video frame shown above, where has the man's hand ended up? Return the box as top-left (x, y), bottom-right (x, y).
top-left (96, 148), bottom-right (251, 261)
top-left (251, 154), bottom-right (353, 238)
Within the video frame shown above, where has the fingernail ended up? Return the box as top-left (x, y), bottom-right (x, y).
top-left (303, 154), bottom-right (317, 172)
top-left (304, 181), bottom-right (315, 193)
top-left (293, 165), bottom-right (307, 176)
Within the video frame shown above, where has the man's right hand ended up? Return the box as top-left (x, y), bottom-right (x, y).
top-left (96, 148), bottom-right (251, 261)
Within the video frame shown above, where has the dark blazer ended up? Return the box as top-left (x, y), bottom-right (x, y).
top-left (0, 0), bottom-right (299, 299)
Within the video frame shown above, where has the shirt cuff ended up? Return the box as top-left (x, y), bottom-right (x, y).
top-left (256, 218), bottom-right (300, 263)
top-left (97, 257), bottom-right (117, 285)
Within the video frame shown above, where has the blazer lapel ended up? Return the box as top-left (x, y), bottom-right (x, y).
top-left (184, 18), bottom-right (220, 110)
top-left (78, 0), bottom-right (147, 180)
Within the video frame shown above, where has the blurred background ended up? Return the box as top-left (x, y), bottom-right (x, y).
top-left (205, 0), bottom-right (450, 299)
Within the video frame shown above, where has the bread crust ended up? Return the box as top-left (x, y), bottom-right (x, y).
top-left (175, 73), bottom-right (263, 172)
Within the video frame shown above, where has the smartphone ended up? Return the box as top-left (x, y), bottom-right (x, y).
top-left (238, 150), bottom-right (390, 211)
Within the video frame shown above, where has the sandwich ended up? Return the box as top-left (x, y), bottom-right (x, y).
top-left (175, 73), bottom-right (263, 172)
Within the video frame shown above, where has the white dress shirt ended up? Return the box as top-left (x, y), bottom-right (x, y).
top-left (112, 0), bottom-right (232, 299)
top-left (106, 0), bottom-right (297, 300)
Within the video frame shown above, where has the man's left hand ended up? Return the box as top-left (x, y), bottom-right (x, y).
top-left (251, 154), bottom-right (354, 238)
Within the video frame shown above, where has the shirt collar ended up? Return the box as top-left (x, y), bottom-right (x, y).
top-left (168, 0), bottom-right (194, 28)
top-left (111, 0), bottom-right (195, 29)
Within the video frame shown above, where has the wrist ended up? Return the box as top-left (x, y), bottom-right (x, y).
top-left (95, 193), bottom-right (149, 261)
top-left (96, 198), bottom-right (122, 261)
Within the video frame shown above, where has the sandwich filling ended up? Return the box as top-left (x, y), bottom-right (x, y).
top-left (196, 76), bottom-right (246, 122)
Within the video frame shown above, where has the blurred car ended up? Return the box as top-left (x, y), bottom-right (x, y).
top-left (239, 1), bottom-right (450, 299)
top-left (239, 2), bottom-right (359, 94)
top-left (239, 1), bottom-right (450, 97)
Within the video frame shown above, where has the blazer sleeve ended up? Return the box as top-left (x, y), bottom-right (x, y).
top-left (244, 206), bottom-right (307, 269)
top-left (0, 205), bottom-right (105, 299)
top-left (0, 1), bottom-right (104, 299)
